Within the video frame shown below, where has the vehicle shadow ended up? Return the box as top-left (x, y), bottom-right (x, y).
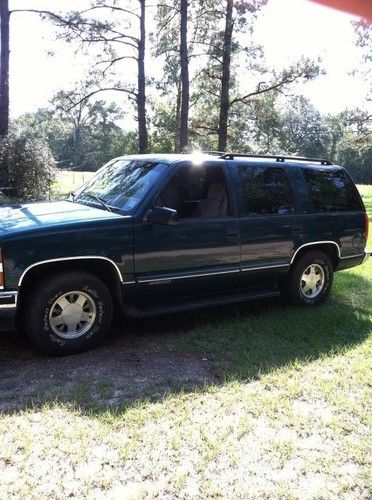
top-left (0, 271), bottom-right (370, 414)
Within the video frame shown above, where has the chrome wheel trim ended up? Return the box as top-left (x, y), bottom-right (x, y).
top-left (300, 263), bottom-right (325, 299)
top-left (49, 291), bottom-right (97, 339)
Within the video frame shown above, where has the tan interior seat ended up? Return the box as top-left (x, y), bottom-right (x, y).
top-left (193, 182), bottom-right (228, 217)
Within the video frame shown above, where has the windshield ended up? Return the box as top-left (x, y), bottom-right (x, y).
top-left (74, 159), bottom-right (168, 213)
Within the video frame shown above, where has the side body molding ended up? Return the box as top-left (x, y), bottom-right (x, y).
top-left (18, 256), bottom-right (123, 287)
top-left (16, 243), bottom-right (342, 288)
top-left (290, 241), bottom-right (341, 264)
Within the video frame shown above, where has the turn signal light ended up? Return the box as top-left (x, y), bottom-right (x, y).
top-left (0, 248), bottom-right (4, 289)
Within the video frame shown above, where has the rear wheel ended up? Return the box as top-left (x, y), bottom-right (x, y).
top-left (23, 271), bottom-right (113, 355)
top-left (281, 250), bottom-right (333, 306)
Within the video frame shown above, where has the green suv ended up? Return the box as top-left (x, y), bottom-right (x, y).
top-left (0, 153), bottom-right (370, 355)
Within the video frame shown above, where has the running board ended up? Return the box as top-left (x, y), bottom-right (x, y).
top-left (123, 287), bottom-right (280, 318)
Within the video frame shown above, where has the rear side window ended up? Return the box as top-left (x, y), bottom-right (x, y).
top-left (237, 166), bottom-right (295, 215)
top-left (302, 168), bottom-right (363, 213)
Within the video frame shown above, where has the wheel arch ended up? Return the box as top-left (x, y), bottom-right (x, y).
top-left (17, 257), bottom-right (124, 311)
top-left (290, 241), bottom-right (340, 269)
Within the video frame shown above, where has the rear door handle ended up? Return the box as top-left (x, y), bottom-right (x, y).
top-left (292, 224), bottom-right (304, 235)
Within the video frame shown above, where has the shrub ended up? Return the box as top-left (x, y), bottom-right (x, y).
top-left (0, 133), bottom-right (56, 202)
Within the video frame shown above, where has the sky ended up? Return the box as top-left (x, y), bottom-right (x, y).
top-left (8, 0), bottom-right (371, 118)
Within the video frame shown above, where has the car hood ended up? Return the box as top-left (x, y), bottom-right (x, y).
top-left (0, 200), bottom-right (126, 237)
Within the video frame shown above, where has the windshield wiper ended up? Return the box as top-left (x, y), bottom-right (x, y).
top-left (77, 193), bottom-right (112, 212)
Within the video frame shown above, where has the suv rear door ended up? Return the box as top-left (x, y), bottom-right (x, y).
top-left (232, 162), bottom-right (302, 282)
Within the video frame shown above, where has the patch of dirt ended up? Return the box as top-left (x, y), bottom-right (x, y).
top-left (0, 324), bottom-right (216, 412)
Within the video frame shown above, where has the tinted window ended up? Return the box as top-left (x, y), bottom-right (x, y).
top-left (156, 165), bottom-right (229, 218)
top-left (302, 168), bottom-right (363, 212)
top-left (238, 166), bottom-right (294, 215)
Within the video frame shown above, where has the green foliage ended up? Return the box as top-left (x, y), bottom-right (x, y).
top-left (0, 133), bottom-right (55, 202)
top-left (13, 108), bottom-right (70, 164)
top-left (278, 101), bottom-right (372, 183)
top-left (13, 94), bottom-right (137, 171)
top-left (50, 83), bottom-right (127, 169)
top-left (279, 95), bottom-right (328, 158)
top-left (336, 134), bottom-right (372, 184)
top-left (149, 101), bottom-right (178, 152)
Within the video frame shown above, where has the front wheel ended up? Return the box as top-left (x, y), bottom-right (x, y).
top-left (23, 271), bottom-right (113, 355)
top-left (281, 251), bottom-right (333, 306)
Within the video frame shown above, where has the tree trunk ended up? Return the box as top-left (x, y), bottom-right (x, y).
top-left (178, 0), bottom-right (189, 152)
top-left (218, 0), bottom-right (233, 152)
top-left (137, 0), bottom-right (148, 153)
top-left (174, 79), bottom-right (181, 151)
top-left (0, 0), bottom-right (10, 139)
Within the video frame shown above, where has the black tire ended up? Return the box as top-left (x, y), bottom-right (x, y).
top-left (281, 250), bottom-right (333, 306)
top-left (23, 271), bottom-right (113, 355)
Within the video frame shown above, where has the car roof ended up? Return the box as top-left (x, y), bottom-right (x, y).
top-left (113, 153), bottom-right (341, 169)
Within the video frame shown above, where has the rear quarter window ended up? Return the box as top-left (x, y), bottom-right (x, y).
top-left (302, 168), bottom-right (363, 213)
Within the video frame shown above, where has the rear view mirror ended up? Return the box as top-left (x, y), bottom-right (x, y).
top-left (144, 206), bottom-right (180, 226)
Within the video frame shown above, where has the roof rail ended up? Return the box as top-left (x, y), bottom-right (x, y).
top-left (218, 152), bottom-right (331, 165)
top-left (204, 151), bottom-right (227, 156)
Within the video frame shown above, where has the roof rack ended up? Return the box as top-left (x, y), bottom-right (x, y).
top-left (217, 152), bottom-right (331, 165)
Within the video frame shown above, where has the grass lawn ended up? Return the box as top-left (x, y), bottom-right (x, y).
top-left (53, 170), bottom-right (94, 197)
top-left (0, 185), bottom-right (371, 498)
top-left (358, 184), bottom-right (372, 220)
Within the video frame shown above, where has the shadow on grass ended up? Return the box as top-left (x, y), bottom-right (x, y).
top-left (0, 270), bottom-right (370, 414)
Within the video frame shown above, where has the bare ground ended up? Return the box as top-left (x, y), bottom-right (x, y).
top-left (0, 321), bottom-right (216, 413)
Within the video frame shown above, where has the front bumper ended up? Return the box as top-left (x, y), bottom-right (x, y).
top-left (0, 291), bottom-right (17, 330)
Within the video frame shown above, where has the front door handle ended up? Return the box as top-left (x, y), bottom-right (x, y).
top-left (226, 230), bottom-right (239, 238)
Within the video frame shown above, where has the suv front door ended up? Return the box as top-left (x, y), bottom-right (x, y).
top-left (131, 161), bottom-right (241, 302)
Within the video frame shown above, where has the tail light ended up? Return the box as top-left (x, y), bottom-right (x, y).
top-left (365, 212), bottom-right (370, 243)
top-left (0, 249), bottom-right (4, 289)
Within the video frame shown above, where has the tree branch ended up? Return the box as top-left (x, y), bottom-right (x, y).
top-left (10, 8), bottom-right (68, 23)
top-left (193, 124), bottom-right (219, 134)
top-left (11, 9), bottom-right (140, 48)
top-left (65, 87), bottom-right (137, 112)
top-left (94, 55), bottom-right (138, 76)
top-left (79, 5), bottom-right (140, 19)
top-left (230, 76), bottom-right (301, 106)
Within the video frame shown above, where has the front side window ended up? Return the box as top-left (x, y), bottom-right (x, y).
top-left (156, 164), bottom-right (229, 218)
top-left (238, 166), bottom-right (295, 215)
top-left (74, 159), bottom-right (167, 213)
top-left (302, 168), bottom-right (363, 213)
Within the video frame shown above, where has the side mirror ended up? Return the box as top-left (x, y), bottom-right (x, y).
top-left (144, 206), bottom-right (180, 226)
